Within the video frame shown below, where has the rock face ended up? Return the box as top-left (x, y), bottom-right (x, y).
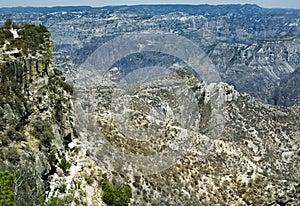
top-left (1, 4), bottom-right (299, 106)
top-left (0, 5), bottom-right (299, 206)
top-left (276, 66), bottom-right (300, 106)
top-left (73, 66), bottom-right (300, 205)
top-left (0, 22), bottom-right (76, 205)
top-left (207, 36), bottom-right (300, 106)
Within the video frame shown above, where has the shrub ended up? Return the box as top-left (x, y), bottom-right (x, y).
top-left (0, 29), bottom-right (13, 44)
top-left (61, 82), bottom-right (74, 94)
top-left (58, 184), bottom-right (67, 193)
top-left (85, 176), bottom-right (93, 185)
top-left (101, 174), bottom-right (116, 206)
top-left (46, 197), bottom-right (65, 206)
top-left (49, 73), bottom-right (74, 95)
top-left (0, 170), bottom-right (16, 206)
top-left (79, 189), bottom-right (86, 197)
top-left (59, 158), bottom-right (71, 173)
top-left (115, 185), bottom-right (131, 206)
top-left (5, 147), bottom-right (20, 164)
top-left (30, 120), bottom-right (54, 148)
top-left (100, 174), bottom-right (131, 206)
top-left (3, 19), bottom-right (12, 29)
top-left (6, 127), bottom-right (26, 142)
top-left (47, 151), bottom-right (57, 166)
top-left (0, 134), bottom-right (11, 146)
top-left (1, 21), bottom-right (51, 57)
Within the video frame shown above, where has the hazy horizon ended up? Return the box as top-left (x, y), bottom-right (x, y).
top-left (1, 0), bottom-right (300, 9)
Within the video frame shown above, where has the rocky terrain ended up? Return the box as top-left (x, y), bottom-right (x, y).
top-left (72, 63), bottom-right (300, 205)
top-left (0, 4), bottom-right (299, 206)
top-left (207, 36), bottom-right (300, 105)
top-left (0, 21), bottom-right (108, 205)
top-left (1, 4), bottom-right (299, 106)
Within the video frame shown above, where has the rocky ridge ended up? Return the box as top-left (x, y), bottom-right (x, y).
top-left (207, 36), bottom-right (300, 106)
top-left (0, 21), bottom-right (108, 206)
top-left (0, 5), bottom-right (299, 206)
top-left (1, 4), bottom-right (298, 106)
top-left (74, 66), bottom-right (299, 205)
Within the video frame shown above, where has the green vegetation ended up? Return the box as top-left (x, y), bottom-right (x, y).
top-left (46, 197), bottom-right (65, 206)
top-left (79, 189), bottom-right (86, 197)
top-left (30, 120), bottom-right (55, 150)
top-left (59, 158), bottom-right (71, 173)
top-left (100, 174), bottom-right (131, 206)
top-left (4, 147), bottom-right (20, 164)
top-left (0, 20), bottom-right (51, 58)
top-left (50, 70), bottom-right (74, 95)
top-left (47, 151), bottom-right (57, 166)
top-left (46, 196), bottom-right (72, 206)
top-left (6, 127), bottom-right (26, 142)
top-left (3, 19), bottom-right (12, 29)
top-left (58, 184), bottom-right (67, 193)
top-left (101, 174), bottom-right (115, 205)
top-left (0, 127), bottom-right (26, 147)
top-left (0, 70), bottom-right (28, 131)
top-left (0, 19), bottom-right (76, 206)
top-left (0, 19), bottom-right (13, 44)
top-left (85, 176), bottom-right (94, 185)
top-left (0, 170), bottom-right (16, 206)
top-left (14, 24), bottom-right (50, 55)
top-left (0, 29), bottom-right (13, 44)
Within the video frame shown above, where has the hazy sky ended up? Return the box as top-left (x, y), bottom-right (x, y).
top-left (1, 0), bottom-right (300, 9)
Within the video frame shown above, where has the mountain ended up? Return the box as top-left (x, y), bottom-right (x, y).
top-left (0, 20), bottom-right (129, 206)
top-left (0, 5), bottom-right (299, 206)
top-left (73, 65), bottom-right (300, 205)
top-left (102, 3), bottom-right (300, 16)
top-left (0, 6), bottom-right (93, 13)
top-left (0, 21), bottom-right (77, 205)
top-left (276, 66), bottom-right (300, 106)
top-left (207, 36), bottom-right (300, 106)
top-left (1, 4), bottom-right (299, 106)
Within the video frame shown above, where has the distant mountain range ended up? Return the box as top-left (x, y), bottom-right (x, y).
top-left (1, 4), bottom-right (300, 14)
top-left (0, 5), bottom-right (299, 206)
top-left (1, 4), bottom-right (299, 106)
top-left (0, 6), bottom-right (93, 12)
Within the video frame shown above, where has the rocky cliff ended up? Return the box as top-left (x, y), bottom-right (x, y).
top-left (0, 5), bottom-right (299, 206)
top-left (73, 66), bottom-right (299, 205)
top-left (207, 36), bottom-right (300, 106)
top-left (0, 4), bottom-right (295, 106)
top-left (0, 21), bottom-right (76, 205)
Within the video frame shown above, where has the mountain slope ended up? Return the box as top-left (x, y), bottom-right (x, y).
top-left (77, 68), bottom-right (299, 205)
top-left (0, 6), bottom-right (299, 205)
top-left (0, 21), bottom-right (75, 205)
top-left (1, 5), bottom-right (299, 106)
top-left (207, 36), bottom-right (300, 106)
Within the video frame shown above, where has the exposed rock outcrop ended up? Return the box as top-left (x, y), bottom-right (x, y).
top-left (73, 64), bottom-right (300, 205)
top-left (0, 5), bottom-right (299, 205)
top-left (207, 36), bottom-right (300, 106)
top-left (0, 22), bottom-right (76, 205)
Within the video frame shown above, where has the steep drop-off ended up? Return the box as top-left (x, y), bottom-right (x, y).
top-left (0, 21), bottom-right (75, 205)
top-left (0, 12), bottom-right (299, 206)
top-left (76, 66), bottom-right (300, 205)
